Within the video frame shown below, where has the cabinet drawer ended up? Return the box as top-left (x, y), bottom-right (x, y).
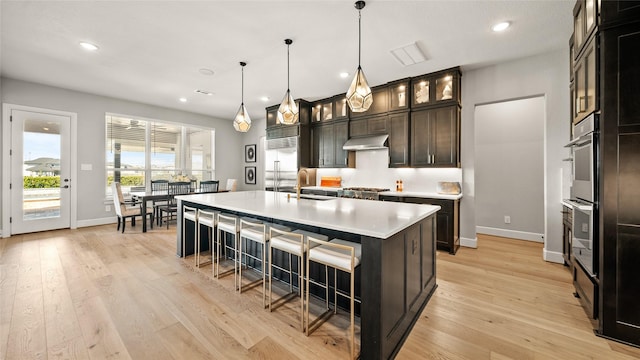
top-left (573, 259), bottom-right (598, 319)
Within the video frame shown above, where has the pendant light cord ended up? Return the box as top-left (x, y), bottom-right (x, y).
top-left (287, 42), bottom-right (290, 91)
top-left (241, 65), bottom-right (244, 105)
top-left (358, 8), bottom-right (362, 67)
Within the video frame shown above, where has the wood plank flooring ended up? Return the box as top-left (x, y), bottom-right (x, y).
top-left (1, 225), bottom-right (639, 359)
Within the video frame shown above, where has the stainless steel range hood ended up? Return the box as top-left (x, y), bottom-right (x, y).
top-left (342, 134), bottom-right (389, 151)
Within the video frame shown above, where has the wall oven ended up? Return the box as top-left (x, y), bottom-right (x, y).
top-left (566, 113), bottom-right (598, 277)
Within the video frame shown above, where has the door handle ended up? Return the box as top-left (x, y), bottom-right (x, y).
top-left (61, 185), bottom-right (69, 189)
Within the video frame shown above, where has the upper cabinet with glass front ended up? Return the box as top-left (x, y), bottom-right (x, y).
top-left (388, 78), bottom-right (410, 112)
top-left (573, 0), bottom-right (597, 59)
top-left (410, 67), bottom-right (461, 109)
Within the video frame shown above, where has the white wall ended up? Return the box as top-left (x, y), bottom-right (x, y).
top-left (475, 96), bottom-right (545, 241)
top-left (460, 49), bottom-right (570, 262)
top-left (240, 116), bottom-right (267, 191)
top-left (1, 77), bottom-right (244, 227)
top-left (316, 150), bottom-right (462, 192)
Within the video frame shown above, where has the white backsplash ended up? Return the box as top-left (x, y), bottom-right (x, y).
top-left (315, 149), bottom-right (463, 192)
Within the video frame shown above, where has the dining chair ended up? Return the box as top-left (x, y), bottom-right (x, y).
top-left (199, 180), bottom-right (219, 193)
top-left (151, 179), bottom-right (170, 223)
top-left (111, 182), bottom-right (153, 233)
top-left (226, 179), bottom-right (238, 192)
top-left (157, 181), bottom-right (191, 229)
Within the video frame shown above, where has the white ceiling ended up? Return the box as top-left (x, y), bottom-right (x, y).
top-left (1, 1), bottom-right (574, 122)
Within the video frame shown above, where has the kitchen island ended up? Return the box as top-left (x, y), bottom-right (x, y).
top-left (175, 190), bottom-right (439, 360)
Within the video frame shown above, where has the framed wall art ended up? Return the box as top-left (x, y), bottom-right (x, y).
top-left (245, 144), bottom-right (256, 162)
top-left (245, 166), bottom-right (256, 185)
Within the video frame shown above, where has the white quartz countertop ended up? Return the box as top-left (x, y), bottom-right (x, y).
top-left (380, 191), bottom-right (463, 200)
top-left (176, 190), bottom-right (440, 239)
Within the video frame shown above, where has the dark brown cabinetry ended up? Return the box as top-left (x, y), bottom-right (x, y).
top-left (598, 18), bottom-right (640, 346)
top-left (573, 36), bottom-right (597, 124)
top-left (311, 120), bottom-right (350, 168)
top-left (380, 195), bottom-right (460, 254)
top-left (410, 68), bottom-right (461, 109)
top-left (410, 106), bottom-right (460, 167)
top-left (388, 112), bottom-right (410, 167)
top-left (388, 78), bottom-right (410, 112)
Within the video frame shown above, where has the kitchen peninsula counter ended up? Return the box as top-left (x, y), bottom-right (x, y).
top-left (175, 190), bottom-right (439, 360)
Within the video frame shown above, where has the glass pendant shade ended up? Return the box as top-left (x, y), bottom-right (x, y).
top-left (233, 61), bottom-right (251, 132)
top-left (277, 89), bottom-right (299, 125)
top-left (346, 66), bottom-right (373, 112)
top-left (233, 104), bottom-right (251, 132)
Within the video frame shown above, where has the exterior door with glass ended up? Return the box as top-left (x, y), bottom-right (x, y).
top-left (9, 109), bottom-right (72, 234)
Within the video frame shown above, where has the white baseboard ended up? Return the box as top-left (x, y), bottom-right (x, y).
top-left (476, 226), bottom-right (544, 243)
top-left (77, 217), bottom-right (116, 228)
top-left (460, 236), bottom-right (477, 248)
top-left (543, 249), bottom-right (565, 264)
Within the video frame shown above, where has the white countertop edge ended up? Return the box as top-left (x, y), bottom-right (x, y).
top-left (176, 191), bottom-right (440, 239)
top-left (380, 191), bottom-right (463, 200)
top-left (561, 200), bottom-right (574, 208)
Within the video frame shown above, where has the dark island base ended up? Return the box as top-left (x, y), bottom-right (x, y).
top-left (177, 200), bottom-right (437, 360)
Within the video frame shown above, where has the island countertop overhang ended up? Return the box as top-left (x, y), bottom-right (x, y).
top-left (176, 190), bottom-right (440, 239)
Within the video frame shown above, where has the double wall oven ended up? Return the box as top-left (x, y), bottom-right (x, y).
top-left (567, 113), bottom-right (598, 277)
top-left (565, 113), bottom-right (599, 319)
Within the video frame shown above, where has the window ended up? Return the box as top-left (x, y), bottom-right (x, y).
top-left (106, 114), bottom-right (215, 196)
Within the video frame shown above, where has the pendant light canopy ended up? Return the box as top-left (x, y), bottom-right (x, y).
top-left (233, 61), bottom-right (251, 132)
top-left (277, 39), bottom-right (299, 125)
top-left (346, 1), bottom-right (373, 113)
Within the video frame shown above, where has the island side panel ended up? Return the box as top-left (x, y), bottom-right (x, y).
top-left (361, 214), bottom-right (437, 360)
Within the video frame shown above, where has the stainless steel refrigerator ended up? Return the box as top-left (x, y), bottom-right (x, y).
top-left (264, 136), bottom-right (298, 192)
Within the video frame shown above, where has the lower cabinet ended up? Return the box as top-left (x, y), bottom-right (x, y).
top-left (381, 195), bottom-right (460, 254)
top-left (573, 258), bottom-right (598, 321)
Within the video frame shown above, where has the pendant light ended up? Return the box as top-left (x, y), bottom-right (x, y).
top-left (277, 39), bottom-right (299, 125)
top-left (233, 61), bottom-right (251, 132)
top-left (346, 1), bottom-right (373, 113)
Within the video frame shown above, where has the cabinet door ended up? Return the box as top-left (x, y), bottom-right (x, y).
top-left (405, 225), bottom-right (422, 311)
top-left (321, 124), bottom-right (335, 168)
top-left (334, 121), bottom-right (349, 167)
top-left (266, 106), bottom-right (278, 128)
top-left (389, 112), bottom-right (409, 167)
top-left (311, 126), bottom-right (321, 167)
top-left (349, 119), bottom-right (368, 137)
top-left (368, 115), bottom-right (389, 134)
top-left (431, 106), bottom-right (459, 167)
top-left (410, 109), bottom-right (431, 166)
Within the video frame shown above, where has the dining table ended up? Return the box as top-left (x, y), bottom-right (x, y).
top-left (131, 189), bottom-right (228, 232)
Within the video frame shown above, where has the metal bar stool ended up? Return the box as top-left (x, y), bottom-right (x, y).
top-left (195, 208), bottom-right (219, 268)
top-left (305, 237), bottom-right (361, 360)
top-left (268, 228), bottom-right (328, 331)
top-left (216, 214), bottom-right (261, 289)
top-left (239, 221), bottom-right (290, 308)
top-left (182, 205), bottom-right (198, 259)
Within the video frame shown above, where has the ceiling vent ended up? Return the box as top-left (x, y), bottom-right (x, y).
top-left (194, 89), bottom-right (213, 96)
top-left (390, 42), bottom-right (427, 66)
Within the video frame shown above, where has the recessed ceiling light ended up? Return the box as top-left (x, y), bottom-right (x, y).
top-left (79, 42), bottom-right (99, 51)
top-left (260, 96), bottom-right (270, 102)
top-left (492, 21), bottom-right (511, 32)
top-left (43, 127), bottom-right (49, 131)
top-left (340, 72), bottom-right (350, 78)
top-left (199, 68), bottom-right (215, 76)
top-left (179, 97), bottom-right (187, 103)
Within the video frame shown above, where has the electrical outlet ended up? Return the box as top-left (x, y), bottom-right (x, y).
top-left (504, 215), bottom-right (511, 224)
top-left (105, 205), bottom-right (111, 212)
top-left (582, 223), bottom-right (589, 233)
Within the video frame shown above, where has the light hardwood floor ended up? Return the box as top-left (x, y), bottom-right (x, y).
top-left (1, 225), bottom-right (639, 359)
